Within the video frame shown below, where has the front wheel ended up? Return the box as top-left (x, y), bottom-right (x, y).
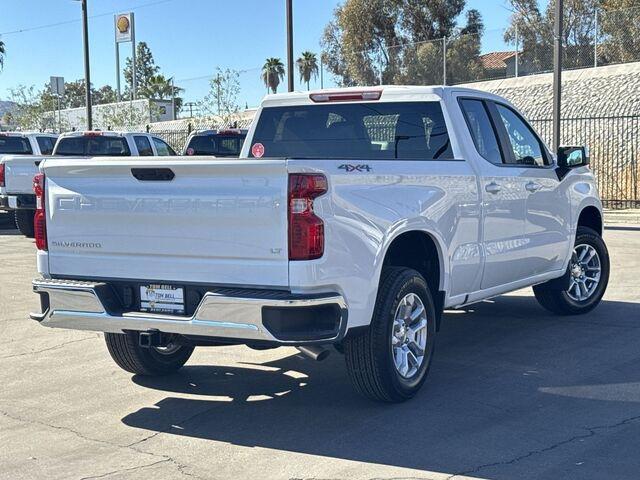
top-left (533, 226), bottom-right (610, 315)
top-left (104, 332), bottom-right (194, 376)
top-left (344, 267), bottom-right (437, 402)
top-left (15, 210), bottom-right (35, 238)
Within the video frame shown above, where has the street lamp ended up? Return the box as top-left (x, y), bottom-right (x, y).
top-left (552, 0), bottom-right (563, 152)
top-left (286, 0), bottom-right (294, 92)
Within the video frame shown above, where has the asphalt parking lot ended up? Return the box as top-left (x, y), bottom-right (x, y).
top-left (1, 211), bottom-right (639, 480)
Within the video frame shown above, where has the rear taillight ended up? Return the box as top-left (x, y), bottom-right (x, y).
top-left (0, 163), bottom-right (4, 187)
top-left (288, 173), bottom-right (327, 261)
top-left (33, 173), bottom-right (47, 251)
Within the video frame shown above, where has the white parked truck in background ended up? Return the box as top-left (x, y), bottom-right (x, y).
top-left (1, 130), bottom-right (176, 237)
top-left (30, 86), bottom-right (609, 402)
top-left (0, 132), bottom-right (58, 236)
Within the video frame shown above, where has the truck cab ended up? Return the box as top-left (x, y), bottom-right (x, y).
top-left (183, 129), bottom-right (247, 157)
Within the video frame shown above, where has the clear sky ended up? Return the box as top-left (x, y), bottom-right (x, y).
top-left (0, 0), bottom-right (523, 110)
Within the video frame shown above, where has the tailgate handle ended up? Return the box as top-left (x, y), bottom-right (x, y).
top-left (131, 168), bottom-right (175, 181)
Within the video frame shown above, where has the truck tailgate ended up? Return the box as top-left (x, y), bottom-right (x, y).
top-left (4, 155), bottom-right (43, 194)
top-left (43, 157), bottom-right (290, 287)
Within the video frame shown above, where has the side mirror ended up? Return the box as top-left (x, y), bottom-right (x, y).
top-left (557, 146), bottom-right (589, 168)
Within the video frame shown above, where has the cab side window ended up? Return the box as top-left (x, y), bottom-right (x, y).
top-left (459, 99), bottom-right (503, 165)
top-left (152, 137), bottom-right (176, 156)
top-left (134, 136), bottom-right (154, 156)
top-left (495, 104), bottom-right (548, 167)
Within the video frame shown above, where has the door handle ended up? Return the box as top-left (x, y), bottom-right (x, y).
top-left (525, 181), bottom-right (542, 193)
top-left (485, 182), bottom-right (502, 194)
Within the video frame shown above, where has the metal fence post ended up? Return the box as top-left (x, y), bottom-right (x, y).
top-left (515, 24), bottom-right (519, 78)
top-left (443, 36), bottom-right (447, 85)
top-left (594, 8), bottom-right (599, 68)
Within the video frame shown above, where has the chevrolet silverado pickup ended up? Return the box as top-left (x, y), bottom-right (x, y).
top-left (1, 130), bottom-right (176, 237)
top-left (0, 132), bottom-right (57, 236)
top-left (30, 86), bottom-right (609, 402)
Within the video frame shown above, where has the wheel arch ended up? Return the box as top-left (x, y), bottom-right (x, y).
top-left (577, 205), bottom-right (603, 236)
top-left (377, 227), bottom-right (448, 329)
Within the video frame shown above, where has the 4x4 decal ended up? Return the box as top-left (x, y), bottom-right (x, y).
top-left (338, 164), bottom-right (372, 172)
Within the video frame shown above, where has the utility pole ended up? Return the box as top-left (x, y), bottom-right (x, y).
top-left (81, 0), bottom-right (92, 130)
top-left (552, 0), bottom-right (563, 152)
top-left (286, 0), bottom-right (294, 92)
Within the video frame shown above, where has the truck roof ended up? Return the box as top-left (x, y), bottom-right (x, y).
top-left (58, 131), bottom-right (153, 138)
top-left (260, 85), bottom-right (507, 108)
top-left (0, 131), bottom-right (57, 138)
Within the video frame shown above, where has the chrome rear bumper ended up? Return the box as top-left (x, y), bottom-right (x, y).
top-left (31, 278), bottom-right (347, 344)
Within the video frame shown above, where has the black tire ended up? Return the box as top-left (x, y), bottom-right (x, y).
top-left (344, 267), bottom-right (437, 402)
top-left (533, 226), bottom-right (610, 315)
top-left (104, 332), bottom-right (194, 376)
top-left (15, 210), bottom-right (35, 238)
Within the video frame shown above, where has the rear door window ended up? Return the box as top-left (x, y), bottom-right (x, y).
top-left (0, 136), bottom-right (33, 154)
top-left (134, 136), bottom-right (154, 156)
top-left (36, 137), bottom-right (56, 155)
top-left (250, 102), bottom-right (453, 160)
top-left (54, 136), bottom-right (131, 156)
top-left (459, 99), bottom-right (503, 165)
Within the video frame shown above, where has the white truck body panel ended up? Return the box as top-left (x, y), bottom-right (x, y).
top-left (44, 157), bottom-right (290, 286)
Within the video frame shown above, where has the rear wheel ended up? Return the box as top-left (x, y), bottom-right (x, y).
top-left (104, 332), bottom-right (194, 376)
top-left (344, 267), bottom-right (437, 402)
top-left (14, 210), bottom-right (35, 238)
top-left (533, 226), bottom-right (609, 315)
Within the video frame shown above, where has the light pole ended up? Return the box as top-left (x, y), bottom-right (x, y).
top-left (552, 0), bottom-right (563, 152)
top-left (80, 0), bottom-right (92, 130)
top-left (286, 0), bottom-right (294, 92)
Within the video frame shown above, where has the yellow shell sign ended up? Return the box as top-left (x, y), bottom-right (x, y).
top-left (115, 12), bottom-right (133, 43)
top-left (116, 16), bottom-right (130, 34)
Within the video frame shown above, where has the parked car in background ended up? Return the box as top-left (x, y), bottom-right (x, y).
top-left (53, 130), bottom-right (177, 157)
top-left (183, 129), bottom-right (247, 157)
top-left (0, 132), bottom-right (58, 236)
top-left (30, 86), bottom-right (609, 402)
top-left (1, 131), bottom-right (175, 237)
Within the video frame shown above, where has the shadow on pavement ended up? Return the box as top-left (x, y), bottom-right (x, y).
top-left (123, 295), bottom-right (640, 478)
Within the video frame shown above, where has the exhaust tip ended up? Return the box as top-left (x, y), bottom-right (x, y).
top-left (296, 345), bottom-right (330, 361)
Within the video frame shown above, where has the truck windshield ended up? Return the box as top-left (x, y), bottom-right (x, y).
top-left (185, 134), bottom-right (246, 157)
top-left (54, 136), bottom-right (131, 156)
top-left (0, 136), bottom-right (33, 154)
top-left (249, 102), bottom-right (453, 160)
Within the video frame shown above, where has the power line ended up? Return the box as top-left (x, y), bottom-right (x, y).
top-left (0, 0), bottom-right (177, 36)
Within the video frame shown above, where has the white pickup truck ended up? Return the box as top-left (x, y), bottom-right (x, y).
top-left (1, 130), bottom-right (176, 236)
top-left (0, 132), bottom-right (58, 235)
top-left (30, 86), bottom-right (609, 402)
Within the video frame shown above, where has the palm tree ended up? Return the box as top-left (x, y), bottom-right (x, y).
top-left (143, 74), bottom-right (175, 99)
top-left (0, 40), bottom-right (5, 71)
top-left (296, 51), bottom-right (319, 90)
top-left (262, 58), bottom-right (285, 94)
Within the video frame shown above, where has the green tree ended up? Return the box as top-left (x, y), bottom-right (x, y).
top-left (93, 85), bottom-right (118, 105)
top-left (599, 0), bottom-right (640, 64)
top-left (0, 40), bottom-right (5, 71)
top-left (201, 68), bottom-right (241, 118)
top-left (321, 0), bottom-right (484, 86)
top-left (9, 85), bottom-right (56, 130)
top-left (262, 58), bottom-right (285, 93)
top-left (123, 42), bottom-right (160, 99)
top-left (296, 51), bottom-right (319, 90)
top-left (504, 0), bottom-right (599, 72)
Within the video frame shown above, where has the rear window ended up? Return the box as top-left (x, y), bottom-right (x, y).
top-left (249, 102), bottom-right (453, 160)
top-left (36, 136), bottom-right (56, 155)
top-left (54, 136), bottom-right (131, 156)
top-left (0, 136), bottom-right (33, 154)
top-left (185, 134), bottom-right (246, 157)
